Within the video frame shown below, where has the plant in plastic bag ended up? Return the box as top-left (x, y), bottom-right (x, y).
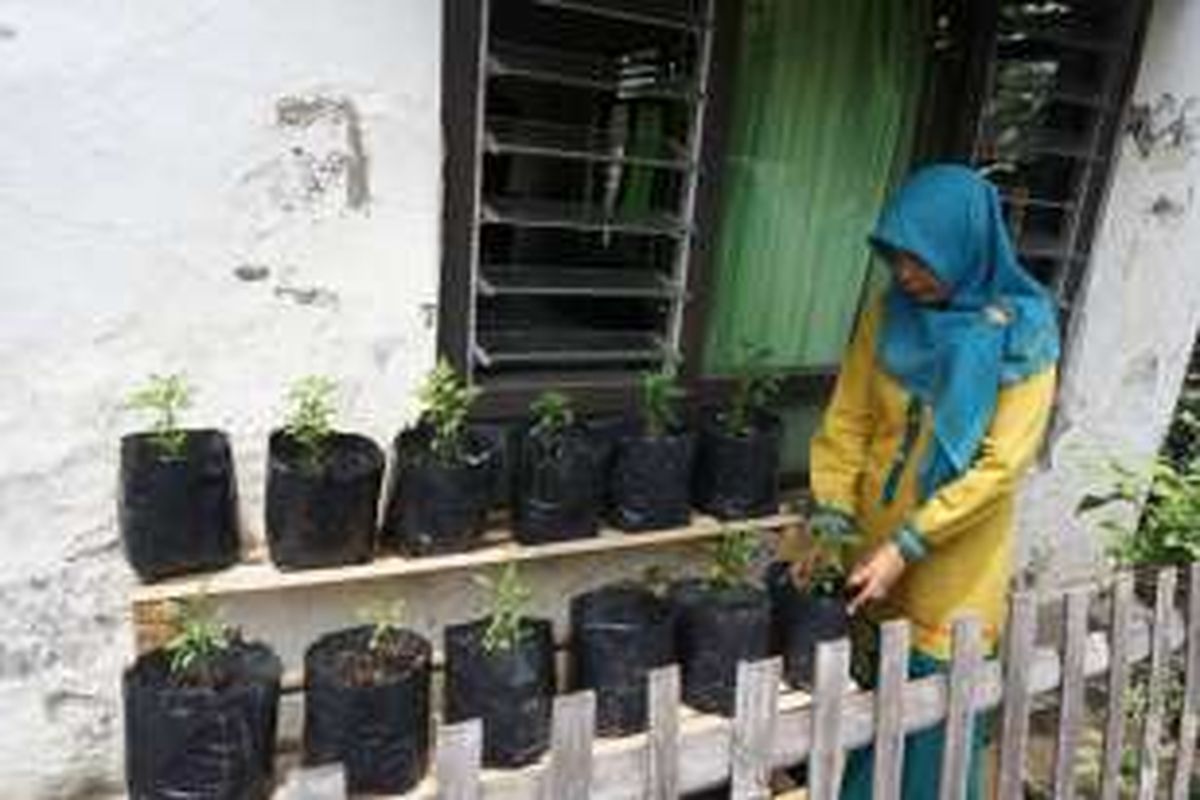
top-left (769, 521), bottom-right (854, 689)
top-left (611, 365), bottom-right (696, 531)
top-left (695, 344), bottom-right (784, 520)
top-left (124, 598), bottom-right (282, 800)
top-left (671, 528), bottom-right (771, 716)
top-left (119, 374), bottom-right (240, 581)
top-left (515, 391), bottom-right (602, 543)
top-left (445, 561), bottom-right (554, 768)
top-left (382, 360), bottom-right (498, 555)
top-left (303, 596), bottom-right (432, 794)
top-left (266, 376), bottom-right (384, 570)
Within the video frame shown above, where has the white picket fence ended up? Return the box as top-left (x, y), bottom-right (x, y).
top-left (277, 564), bottom-right (1200, 799)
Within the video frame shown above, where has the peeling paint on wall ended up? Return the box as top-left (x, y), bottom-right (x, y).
top-left (1126, 93), bottom-right (1200, 159)
top-left (275, 94), bottom-right (371, 211)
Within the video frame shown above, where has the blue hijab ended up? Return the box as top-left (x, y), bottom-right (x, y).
top-left (870, 164), bottom-right (1060, 501)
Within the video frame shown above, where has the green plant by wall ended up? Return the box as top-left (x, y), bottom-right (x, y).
top-left (641, 364), bottom-right (685, 438)
top-left (707, 527), bottom-right (760, 590)
top-left (473, 561), bottom-right (532, 654)
top-left (418, 359), bottom-right (480, 463)
top-left (165, 596), bottom-right (229, 677)
top-left (1077, 456), bottom-right (1200, 568)
top-left (356, 597), bottom-right (407, 654)
top-left (284, 375), bottom-right (337, 469)
top-left (723, 343), bottom-right (781, 437)
top-left (127, 373), bottom-right (193, 459)
top-left (530, 391), bottom-right (575, 440)
top-left (807, 524), bottom-right (856, 596)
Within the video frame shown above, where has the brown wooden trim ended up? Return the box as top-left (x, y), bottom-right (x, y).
top-left (678, 0), bottom-right (744, 383)
top-left (437, 0), bottom-right (484, 375)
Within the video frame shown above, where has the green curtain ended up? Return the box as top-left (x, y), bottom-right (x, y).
top-left (703, 0), bottom-right (929, 373)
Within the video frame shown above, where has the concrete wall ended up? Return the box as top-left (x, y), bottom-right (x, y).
top-left (1018, 0), bottom-right (1200, 582)
top-left (0, 2), bottom-right (446, 795)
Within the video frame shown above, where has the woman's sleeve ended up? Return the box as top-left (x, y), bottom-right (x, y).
top-left (808, 300), bottom-right (882, 518)
top-left (896, 366), bottom-right (1057, 559)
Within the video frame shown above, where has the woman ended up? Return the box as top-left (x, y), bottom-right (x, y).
top-left (797, 164), bottom-right (1060, 799)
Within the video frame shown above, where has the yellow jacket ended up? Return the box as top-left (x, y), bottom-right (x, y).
top-left (802, 297), bottom-right (1055, 658)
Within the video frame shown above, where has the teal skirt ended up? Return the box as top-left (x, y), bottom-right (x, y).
top-left (839, 649), bottom-right (986, 800)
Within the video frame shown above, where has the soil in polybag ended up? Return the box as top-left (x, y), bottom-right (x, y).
top-left (569, 583), bottom-right (674, 736)
top-left (693, 412), bottom-right (782, 520)
top-left (304, 625), bottom-right (432, 794)
top-left (670, 580), bottom-right (771, 716)
top-left (123, 639), bottom-right (282, 800)
top-left (443, 617), bottom-right (554, 768)
top-left (514, 424), bottom-right (603, 544)
top-left (265, 430), bottom-right (384, 570)
top-left (766, 560), bottom-right (850, 689)
top-left (610, 430), bottom-right (696, 532)
top-left (119, 429), bottom-right (240, 582)
top-left (382, 425), bottom-right (499, 556)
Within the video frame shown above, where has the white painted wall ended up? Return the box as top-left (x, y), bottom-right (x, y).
top-left (1018, 0), bottom-right (1200, 582)
top-left (0, 2), bottom-right (445, 795)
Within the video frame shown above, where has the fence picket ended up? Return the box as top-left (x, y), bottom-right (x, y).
top-left (1100, 574), bottom-right (1135, 800)
top-left (873, 620), bottom-right (910, 800)
top-left (809, 639), bottom-right (851, 800)
top-left (1169, 563), bottom-right (1200, 800)
top-left (1136, 567), bottom-right (1177, 800)
top-left (1053, 587), bottom-right (1090, 800)
top-left (545, 691), bottom-right (595, 800)
top-left (435, 719), bottom-right (482, 800)
top-left (274, 763), bottom-right (346, 800)
top-left (997, 591), bottom-right (1037, 800)
top-left (647, 665), bottom-right (681, 800)
top-left (939, 616), bottom-right (983, 800)
top-left (731, 658), bottom-right (781, 800)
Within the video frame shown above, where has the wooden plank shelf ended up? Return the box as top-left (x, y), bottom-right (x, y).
top-left (130, 510), bottom-right (803, 605)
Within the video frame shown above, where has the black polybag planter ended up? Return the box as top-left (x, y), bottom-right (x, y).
top-left (303, 626), bottom-right (432, 794)
top-left (444, 617), bottom-right (554, 768)
top-left (610, 430), bottom-right (696, 531)
top-left (382, 426), bottom-right (499, 556)
top-left (766, 561), bottom-right (850, 689)
top-left (514, 424), bottom-right (603, 544)
top-left (671, 579), bottom-right (771, 716)
top-left (693, 412), bottom-right (782, 520)
top-left (569, 584), bottom-right (674, 736)
top-left (265, 430), bottom-right (384, 570)
top-left (119, 429), bottom-right (240, 582)
top-left (123, 641), bottom-right (282, 800)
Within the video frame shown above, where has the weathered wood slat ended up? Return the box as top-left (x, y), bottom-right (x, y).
top-left (1053, 587), bottom-right (1090, 800)
top-left (873, 620), bottom-right (910, 800)
top-left (939, 616), bottom-right (983, 800)
top-left (1100, 574), bottom-right (1134, 800)
top-left (436, 719), bottom-right (483, 800)
top-left (1136, 567), bottom-right (1177, 800)
top-left (1169, 563), bottom-right (1200, 800)
top-left (731, 658), bottom-right (781, 800)
top-left (130, 511), bottom-right (802, 605)
top-left (809, 639), bottom-right (851, 800)
top-left (273, 763), bottom-right (346, 800)
top-left (647, 665), bottom-right (681, 800)
top-left (997, 591), bottom-right (1037, 800)
top-left (545, 691), bottom-right (595, 800)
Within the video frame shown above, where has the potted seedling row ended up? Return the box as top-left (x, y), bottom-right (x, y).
top-left (266, 376), bottom-right (384, 570)
top-left (694, 345), bottom-right (784, 520)
top-left (670, 528), bottom-right (772, 716)
top-left (610, 365), bottom-right (696, 531)
top-left (383, 360), bottom-right (499, 556)
top-left (119, 374), bottom-right (240, 582)
top-left (768, 526), bottom-right (852, 689)
top-left (569, 577), bottom-right (675, 736)
top-left (444, 562), bottom-right (555, 768)
top-left (303, 599), bottom-right (432, 794)
top-left (514, 391), bottom-right (603, 544)
top-left (123, 598), bottom-right (282, 799)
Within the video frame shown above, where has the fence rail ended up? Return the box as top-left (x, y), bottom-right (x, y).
top-left (276, 565), bottom-right (1200, 799)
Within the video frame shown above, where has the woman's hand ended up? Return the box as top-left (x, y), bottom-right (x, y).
top-left (846, 542), bottom-right (907, 615)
